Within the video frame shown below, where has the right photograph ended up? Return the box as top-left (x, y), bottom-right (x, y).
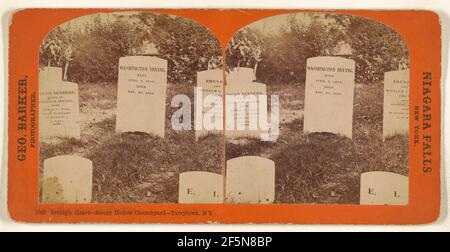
top-left (224, 12), bottom-right (410, 205)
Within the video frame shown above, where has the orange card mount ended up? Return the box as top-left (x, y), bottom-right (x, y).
top-left (7, 9), bottom-right (441, 224)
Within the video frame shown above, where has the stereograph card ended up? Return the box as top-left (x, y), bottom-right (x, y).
top-left (7, 9), bottom-right (441, 224)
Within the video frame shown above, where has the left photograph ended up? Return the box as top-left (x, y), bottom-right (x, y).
top-left (38, 12), bottom-right (224, 204)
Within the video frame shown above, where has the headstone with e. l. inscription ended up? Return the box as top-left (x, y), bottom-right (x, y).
top-left (178, 171), bottom-right (223, 204)
top-left (195, 69), bottom-right (223, 140)
top-left (383, 70), bottom-right (409, 139)
top-left (360, 171), bottom-right (408, 205)
top-left (42, 155), bottom-right (93, 204)
top-left (39, 81), bottom-right (81, 140)
top-left (116, 56), bottom-right (168, 137)
top-left (225, 156), bottom-right (275, 204)
top-left (303, 56), bottom-right (355, 138)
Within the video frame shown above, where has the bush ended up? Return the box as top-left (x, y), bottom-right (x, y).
top-left (39, 12), bottom-right (222, 84)
top-left (226, 13), bottom-right (409, 85)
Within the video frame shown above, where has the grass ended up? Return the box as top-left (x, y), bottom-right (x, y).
top-left (39, 81), bottom-right (222, 203)
top-left (226, 81), bottom-right (408, 204)
top-left (39, 80), bottom-right (408, 204)
top-left (87, 132), bottom-right (221, 203)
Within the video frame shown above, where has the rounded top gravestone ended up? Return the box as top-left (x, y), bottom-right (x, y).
top-left (178, 171), bottom-right (224, 204)
top-left (42, 155), bottom-right (93, 204)
top-left (360, 171), bottom-right (409, 205)
top-left (226, 156), bottom-right (275, 204)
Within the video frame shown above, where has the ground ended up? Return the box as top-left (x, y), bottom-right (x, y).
top-left (227, 82), bottom-right (408, 204)
top-left (39, 81), bottom-right (408, 204)
top-left (39, 81), bottom-right (222, 203)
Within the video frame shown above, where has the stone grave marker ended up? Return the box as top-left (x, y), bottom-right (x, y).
top-left (303, 56), bottom-right (355, 138)
top-left (42, 155), bottom-right (93, 204)
top-left (178, 171), bottom-right (223, 203)
top-left (227, 67), bottom-right (254, 86)
top-left (39, 66), bottom-right (63, 83)
top-left (360, 171), bottom-right (409, 205)
top-left (225, 79), bottom-right (267, 139)
top-left (39, 81), bottom-right (81, 140)
top-left (195, 69), bottom-right (223, 140)
top-left (225, 156), bottom-right (275, 204)
top-left (383, 69), bottom-right (409, 139)
top-left (116, 56), bottom-right (168, 137)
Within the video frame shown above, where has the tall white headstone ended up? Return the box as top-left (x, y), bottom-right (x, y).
top-left (178, 171), bottom-right (223, 203)
top-left (303, 56), bottom-right (355, 138)
top-left (360, 171), bottom-right (408, 205)
top-left (226, 156), bottom-right (275, 203)
top-left (116, 56), bottom-right (168, 137)
top-left (39, 81), bottom-right (81, 140)
top-left (42, 155), bottom-right (93, 204)
top-left (195, 69), bottom-right (223, 140)
top-left (383, 70), bottom-right (409, 139)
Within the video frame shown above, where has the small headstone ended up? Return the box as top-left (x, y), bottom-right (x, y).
top-left (116, 56), bottom-right (168, 137)
top-left (195, 69), bottom-right (223, 140)
top-left (303, 56), bottom-right (355, 138)
top-left (39, 81), bottom-right (81, 140)
top-left (360, 171), bottom-right (408, 205)
top-left (383, 70), bottom-right (409, 139)
top-left (178, 171), bottom-right (223, 203)
top-left (227, 67), bottom-right (254, 85)
top-left (225, 80), bottom-right (267, 139)
top-left (226, 156), bottom-right (275, 203)
top-left (42, 155), bottom-right (93, 204)
top-left (39, 67), bottom-right (63, 83)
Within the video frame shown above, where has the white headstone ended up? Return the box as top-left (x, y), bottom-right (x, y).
top-left (39, 67), bottom-right (63, 83)
top-left (178, 171), bottom-right (223, 203)
top-left (226, 156), bottom-right (275, 203)
top-left (195, 69), bottom-right (223, 140)
top-left (42, 155), bottom-right (93, 204)
top-left (303, 56), bottom-right (355, 138)
top-left (360, 171), bottom-right (408, 205)
top-left (383, 70), bottom-right (409, 139)
top-left (39, 81), bottom-right (81, 140)
top-left (225, 80), bottom-right (267, 139)
top-left (227, 67), bottom-right (254, 85)
top-left (116, 56), bottom-right (168, 137)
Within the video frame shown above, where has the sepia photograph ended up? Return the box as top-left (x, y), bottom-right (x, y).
top-left (37, 11), bottom-right (410, 206)
top-left (3, 4), bottom-right (444, 228)
top-left (225, 12), bottom-right (410, 204)
top-left (38, 11), bottom-right (223, 204)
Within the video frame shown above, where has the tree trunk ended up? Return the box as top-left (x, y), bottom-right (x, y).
top-left (253, 61), bottom-right (259, 81)
top-left (63, 61), bottom-right (69, 81)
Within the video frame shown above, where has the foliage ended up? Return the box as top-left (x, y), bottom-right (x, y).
top-left (39, 13), bottom-right (222, 84)
top-left (226, 28), bottom-right (263, 71)
top-left (347, 17), bottom-right (409, 83)
top-left (39, 26), bottom-right (74, 80)
top-left (148, 14), bottom-right (222, 83)
top-left (226, 13), bottom-right (409, 84)
top-left (40, 27), bottom-right (71, 67)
